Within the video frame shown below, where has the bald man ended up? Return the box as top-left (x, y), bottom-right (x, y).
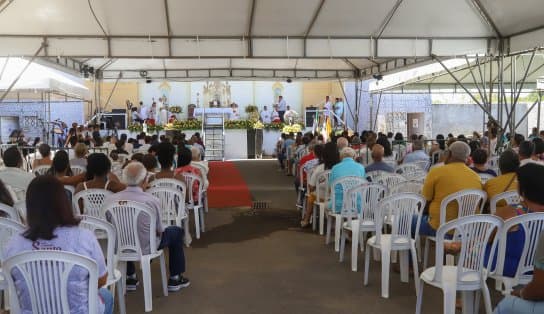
top-left (365, 144), bottom-right (395, 173)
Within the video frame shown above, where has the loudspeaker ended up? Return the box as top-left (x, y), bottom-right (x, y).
top-left (305, 107), bottom-right (318, 126)
top-left (101, 113), bottom-right (126, 129)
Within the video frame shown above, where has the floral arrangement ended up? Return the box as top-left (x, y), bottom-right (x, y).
top-left (146, 124), bottom-right (164, 133)
top-left (168, 106), bottom-right (183, 114)
top-left (127, 123), bottom-right (143, 133)
top-left (265, 121), bottom-right (284, 130)
top-left (164, 120), bottom-right (202, 130)
top-left (131, 119), bottom-right (305, 132)
top-left (282, 123), bottom-right (303, 134)
top-left (225, 120), bottom-right (254, 129)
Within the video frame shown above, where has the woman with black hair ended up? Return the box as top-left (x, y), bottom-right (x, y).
top-left (4, 176), bottom-right (114, 313)
top-left (493, 163), bottom-right (544, 313)
top-left (47, 150), bottom-right (85, 187)
top-left (74, 153), bottom-right (125, 196)
top-left (151, 142), bottom-right (186, 183)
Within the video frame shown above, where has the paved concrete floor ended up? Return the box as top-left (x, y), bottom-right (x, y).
top-left (124, 160), bottom-right (502, 313)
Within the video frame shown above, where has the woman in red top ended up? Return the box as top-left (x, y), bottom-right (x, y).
top-left (175, 146), bottom-right (202, 204)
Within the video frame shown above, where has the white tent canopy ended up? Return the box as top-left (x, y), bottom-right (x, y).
top-left (0, 57), bottom-right (89, 98)
top-left (0, 0), bottom-right (543, 80)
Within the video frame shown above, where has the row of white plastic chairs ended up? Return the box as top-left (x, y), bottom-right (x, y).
top-left (0, 172), bottom-right (210, 312)
top-left (302, 169), bottom-right (533, 314)
top-left (0, 198), bottom-right (175, 313)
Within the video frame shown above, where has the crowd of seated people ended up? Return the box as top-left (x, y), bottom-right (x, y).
top-left (0, 129), bottom-right (213, 312)
top-left (284, 126), bottom-right (544, 313)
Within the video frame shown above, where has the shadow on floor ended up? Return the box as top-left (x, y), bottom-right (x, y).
top-left (191, 208), bottom-right (301, 249)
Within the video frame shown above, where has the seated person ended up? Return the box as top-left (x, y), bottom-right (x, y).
top-left (483, 163), bottom-right (544, 280)
top-left (301, 142), bottom-right (339, 227)
top-left (175, 146), bottom-right (203, 202)
top-left (492, 164), bottom-right (544, 313)
top-left (75, 153), bottom-right (125, 195)
top-left (329, 147), bottom-right (366, 213)
top-left (47, 150), bottom-right (86, 187)
top-left (70, 143), bottom-right (89, 168)
top-left (105, 162), bottom-right (190, 292)
top-left (365, 144), bottom-right (395, 173)
top-left (152, 142), bottom-right (186, 183)
top-left (191, 147), bottom-right (209, 174)
top-left (470, 148), bottom-right (497, 176)
top-left (142, 153), bottom-right (158, 181)
top-left (485, 150), bottom-right (519, 208)
top-left (403, 139), bottom-right (429, 164)
top-left (519, 140), bottom-right (544, 167)
top-left (0, 146), bottom-right (34, 195)
top-left (32, 143), bottom-right (53, 169)
top-left (4, 176), bottom-right (113, 314)
top-left (415, 141), bottom-right (482, 236)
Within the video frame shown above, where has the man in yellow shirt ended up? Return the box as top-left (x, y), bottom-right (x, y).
top-left (417, 141), bottom-right (483, 236)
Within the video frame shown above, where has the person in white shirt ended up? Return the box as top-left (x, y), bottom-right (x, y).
top-left (260, 105), bottom-right (272, 124)
top-left (272, 106), bottom-right (281, 123)
top-left (138, 101), bottom-right (148, 120)
top-left (0, 146), bottom-right (35, 200)
top-left (284, 106), bottom-right (298, 124)
top-left (519, 140), bottom-right (544, 167)
top-left (324, 96), bottom-right (332, 117)
top-left (277, 96), bottom-right (287, 122)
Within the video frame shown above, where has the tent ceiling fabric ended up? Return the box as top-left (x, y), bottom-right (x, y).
top-left (0, 0), bottom-right (543, 80)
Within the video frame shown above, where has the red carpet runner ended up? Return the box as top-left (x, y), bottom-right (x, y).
top-left (207, 161), bottom-right (252, 208)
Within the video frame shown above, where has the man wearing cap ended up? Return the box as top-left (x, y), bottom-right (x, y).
top-left (416, 141), bottom-right (482, 236)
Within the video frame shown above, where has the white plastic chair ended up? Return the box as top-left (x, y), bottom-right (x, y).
top-left (313, 170), bottom-right (331, 235)
top-left (102, 200), bottom-right (168, 312)
top-left (12, 200), bottom-right (26, 223)
top-left (396, 163), bottom-right (421, 176)
top-left (423, 189), bottom-right (487, 269)
top-left (73, 189), bottom-right (114, 218)
top-left (0, 217), bottom-right (25, 301)
top-left (326, 176), bottom-right (367, 252)
top-left (32, 165), bottom-right (50, 176)
top-left (415, 215), bottom-right (502, 314)
top-left (147, 186), bottom-right (190, 246)
top-left (149, 178), bottom-right (187, 192)
top-left (339, 183), bottom-right (388, 271)
top-left (373, 173), bottom-right (406, 195)
top-left (365, 170), bottom-right (386, 183)
top-left (70, 165), bottom-right (86, 176)
top-left (3, 250), bottom-right (99, 314)
top-left (364, 193), bottom-right (426, 298)
top-left (181, 172), bottom-right (205, 239)
top-left (64, 185), bottom-right (75, 201)
top-left (478, 173), bottom-right (495, 184)
top-left (412, 160), bottom-right (430, 171)
top-left (148, 178), bottom-right (191, 245)
top-left (491, 212), bottom-right (544, 294)
top-left (80, 215), bottom-right (126, 314)
top-left (0, 203), bottom-right (21, 223)
top-left (389, 181), bottom-right (423, 194)
top-left (190, 163), bottom-right (209, 213)
top-left (489, 190), bottom-right (520, 215)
